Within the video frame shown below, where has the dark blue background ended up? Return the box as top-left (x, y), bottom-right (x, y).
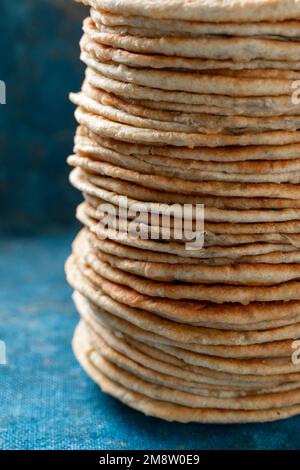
top-left (0, 0), bottom-right (84, 234)
top-left (1, 0), bottom-right (300, 450)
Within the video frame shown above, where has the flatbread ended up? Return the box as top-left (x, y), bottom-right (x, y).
top-left (85, 225), bottom-right (300, 264)
top-left (94, 248), bottom-right (300, 286)
top-left (74, 105), bottom-right (300, 152)
top-left (78, 202), bottom-right (299, 259)
top-left (70, 0), bottom-right (300, 423)
top-left (82, 30), bottom-right (300, 73)
top-left (69, 251), bottom-right (300, 304)
top-left (71, 228), bottom-right (300, 329)
top-left (81, 55), bottom-right (297, 97)
top-left (73, 230), bottom-right (300, 288)
top-left (88, 317), bottom-right (295, 368)
top-left (78, 201), bottom-right (300, 259)
top-left (92, 17), bottom-right (300, 42)
top-left (81, 84), bottom-right (300, 135)
top-left (78, 0), bottom-right (300, 24)
top-left (91, 7), bottom-right (300, 38)
top-left (66, 256), bottom-right (298, 336)
top-left (73, 341), bottom-right (300, 422)
top-left (69, 156), bottom-right (300, 201)
top-left (76, 129), bottom-right (300, 176)
top-left (73, 161), bottom-right (300, 213)
top-left (85, 67), bottom-right (300, 117)
top-left (84, 24), bottom-right (300, 62)
top-left (88, 324), bottom-right (300, 400)
top-left (73, 324), bottom-right (298, 424)
top-left (72, 140), bottom-right (300, 185)
top-left (75, 291), bottom-right (300, 363)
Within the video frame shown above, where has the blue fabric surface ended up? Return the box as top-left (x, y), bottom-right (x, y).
top-left (1, 232), bottom-right (300, 450)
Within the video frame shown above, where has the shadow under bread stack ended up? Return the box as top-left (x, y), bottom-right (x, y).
top-left (66, 0), bottom-right (300, 423)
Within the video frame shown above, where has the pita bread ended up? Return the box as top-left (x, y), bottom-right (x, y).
top-left (82, 30), bottom-right (300, 74)
top-left (86, 325), bottom-right (255, 398)
top-left (70, 229), bottom-right (300, 329)
top-left (73, 337), bottom-right (300, 422)
top-left (127, 97), bottom-right (300, 117)
top-left (89, 352), bottom-right (300, 410)
top-left (74, 230), bottom-right (300, 288)
top-left (78, 202), bottom-right (300, 261)
top-left (72, 139), bottom-right (300, 185)
top-left (89, 317), bottom-right (295, 366)
top-left (88, 324), bottom-right (295, 396)
top-left (72, 320), bottom-right (298, 418)
top-left (83, 185), bottom-right (300, 215)
top-left (88, 324), bottom-right (300, 401)
top-left (70, 163), bottom-right (300, 222)
top-left (81, 84), bottom-right (300, 135)
top-left (76, 129), bottom-right (300, 176)
top-left (77, 253), bottom-right (300, 330)
top-left (85, 224), bottom-right (300, 264)
top-left (67, 254), bottom-right (300, 332)
top-left (72, 91), bottom-right (300, 156)
top-left (75, 291), bottom-right (300, 365)
top-left (70, 156), bottom-right (300, 202)
top-left (74, 106), bottom-right (300, 155)
top-left (71, 179), bottom-right (299, 248)
top-left (84, 24), bottom-right (300, 62)
top-left (81, 55), bottom-right (297, 96)
top-left (92, 18), bottom-right (300, 42)
top-left (75, 292), bottom-right (300, 389)
top-left (88, 321), bottom-right (297, 393)
top-left (91, 7), bottom-right (300, 38)
top-left (91, 336), bottom-right (300, 406)
top-left (85, 68), bottom-right (300, 117)
top-left (78, 202), bottom-right (299, 259)
top-left (68, 249), bottom-right (300, 305)
top-left (70, 0), bottom-right (300, 422)
top-left (78, 0), bottom-right (300, 23)
top-left (93, 248), bottom-right (300, 286)
top-left (74, 163), bottom-right (300, 213)
top-left (77, 116), bottom-right (300, 162)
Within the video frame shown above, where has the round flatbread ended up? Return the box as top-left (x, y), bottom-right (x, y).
top-left (80, 0), bottom-right (300, 23)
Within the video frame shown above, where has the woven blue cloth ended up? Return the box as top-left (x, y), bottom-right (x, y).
top-left (0, 232), bottom-right (300, 450)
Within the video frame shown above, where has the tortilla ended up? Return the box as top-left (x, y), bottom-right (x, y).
top-left (75, 291), bottom-right (300, 363)
top-left (81, 30), bottom-right (300, 73)
top-left (69, 0), bottom-right (300, 422)
top-left (85, 67), bottom-right (300, 117)
top-left (91, 7), bottom-right (300, 38)
top-left (81, 55), bottom-right (297, 97)
top-left (76, 129), bottom-right (300, 176)
top-left (81, 84), bottom-right (300, 134)
top-left (84, 25), bottom-right (300, 62)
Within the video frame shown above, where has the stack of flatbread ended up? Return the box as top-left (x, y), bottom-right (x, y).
top-left (66, 0), bottom-right (300, 423)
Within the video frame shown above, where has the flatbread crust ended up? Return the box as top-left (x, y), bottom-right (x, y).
top-left (78, 0), bottom-right (300, 23)
top-left (91, 7), bottom-right (300, 38)
top-left (70, 0), bottom-right (300, 423)
top-left (73, 321), bottom-right (300, 423)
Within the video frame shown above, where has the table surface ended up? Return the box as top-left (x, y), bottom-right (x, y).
top-left (1, 231), bottom-right (300, 450)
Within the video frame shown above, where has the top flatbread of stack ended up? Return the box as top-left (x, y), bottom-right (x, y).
top-left (90, 5), bottom-right (300, 37)
top-left (78, 0), bottom-right (300, 23)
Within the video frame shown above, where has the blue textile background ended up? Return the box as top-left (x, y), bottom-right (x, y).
top-left (1, 0), bottom-right (300, 450)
